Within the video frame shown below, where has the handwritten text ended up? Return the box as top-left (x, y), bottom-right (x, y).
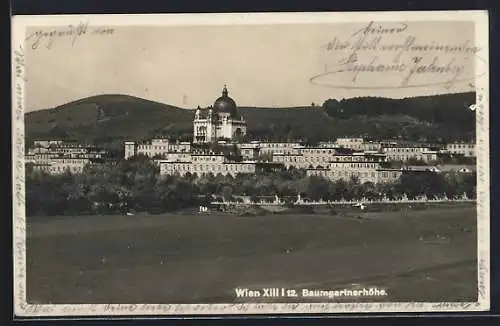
top-left (13, 44), bottom-right (27, 316)
top-left (25, 22), bottom-right (115, 50)
top-left (312, 21), bottom-right (484, 90)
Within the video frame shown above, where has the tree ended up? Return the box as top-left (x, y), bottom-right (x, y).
top-left (406, 157), bottom-right (428, 166)
top-left (305, 176), bottom-right (330, 201)
top-left (362, 182), bottom-right (378, 200)
top-left (222, 185), bottom-right (233, 202)
top-left (396, 171), bottom-right (449, 199)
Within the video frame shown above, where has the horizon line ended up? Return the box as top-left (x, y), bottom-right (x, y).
top-left (24, 90), bottom-right (477, 113)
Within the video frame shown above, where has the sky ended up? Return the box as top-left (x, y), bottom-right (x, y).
top-left (20, 15), bottom-right (485, 112)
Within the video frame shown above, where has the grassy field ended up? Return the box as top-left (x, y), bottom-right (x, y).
top-left (26, 206), bottom-right (478, 304)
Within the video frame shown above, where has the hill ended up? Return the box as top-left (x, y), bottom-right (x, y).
top-left (323, 92), bottom-right (476, 137)
top-left (25, 95), bottom-right (193, 150)
top-left (25, 92), bottom-right (476, 150)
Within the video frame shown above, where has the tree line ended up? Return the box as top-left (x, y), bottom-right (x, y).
top-left (322, 93), bottom-right (476, 141)
top-left (25, 156), bottom-right (476, 217)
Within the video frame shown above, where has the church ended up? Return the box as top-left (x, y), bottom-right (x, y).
top-left (193, 85), bottom-right (247, 143)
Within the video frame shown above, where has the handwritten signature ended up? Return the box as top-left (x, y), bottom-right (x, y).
top-left (321, 53), bottom-right (465, 87)
top-left (312, 21), bottom-right (484, 90)
top-left (25, 22), bottom-right (115, 50)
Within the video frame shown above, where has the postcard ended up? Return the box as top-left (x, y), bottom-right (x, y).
top-left (12, 11), bottom-right (490, 316)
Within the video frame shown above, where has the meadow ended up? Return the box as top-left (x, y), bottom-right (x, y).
top-left (26, 205), bottom-right (477, 304)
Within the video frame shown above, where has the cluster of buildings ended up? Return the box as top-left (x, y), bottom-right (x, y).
top-left (26, 86), bottom-right (476, 184)
top-left (25, 140), bottom-right (106, 175)
top-left (122, 86), bottom-right (476, 184)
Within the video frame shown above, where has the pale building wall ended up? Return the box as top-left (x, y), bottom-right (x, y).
top-left (273, 154), bottom-right (308, 169)
top-left (220, 115), bottom-right (233, 139)
top-left (27, 141), bottom-right (105, 175)
top-left (298, 147), bottom-right (337, 167)
top-left (307, 164), bottom-right (402, 184)
top-left (169, 142), bottom-right (191, 153)
top-left (166, 152), bottom-right (192, 162)
top-left (126, 139), bottom-right (191, 159)
top-left (335, 137), bottom-right (364, 150)
top-left (383, 147), bottom-right (437, 162)
top-left (376, 169), bottom-right (403, 183)
top-left (31, 158), bottom-right (91, 175)
top-left (445, 142), bottom-right (476, 157)
top-left (193, 111), bottom-right (247, 143)
top-left (274, 151), bottom-right (388, 170)
top-left (124, 141), bottom-right (136, 160)
top-left (160, 160), bottom-right (256, 177)
top-left (259, 142), bottom-right (302, 155)
top-left (360, 141), bottom-right (383, 151)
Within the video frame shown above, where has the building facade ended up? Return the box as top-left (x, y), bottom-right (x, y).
top-left (306, 152), bottom-right (398, 184)
top-left (382, 145), bottom-right (438, 162)
top-left (124, 139), bottom-right (191, 160)
top-left (445, 142), bottom-right (476, 157)
top-left (193, 85), bottom-right (247, 143)
top-left (257, 142), bottom-right (302, 155)
top-left (307, 165), bottom-right (402, 184)
top-left (27, 157), bottom-right (93, 174)
top-left (158, 152), bottom-right (258, 177)
top-left (335, 137), bottom-right (365, 150)
top-left (26, 140), bottom-right (105, 174)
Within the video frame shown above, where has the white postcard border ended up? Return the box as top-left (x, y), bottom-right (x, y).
top-left (12, 11), bottom-right (490, 317)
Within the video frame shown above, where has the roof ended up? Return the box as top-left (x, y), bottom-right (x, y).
top-left (195, 85), bottom-right (238, 118)
top-left (402, 164), bottom-right (476, 173)
top-left (273, 153), bottom-right (303, 156)
top-left (239, 144), bottom-right (260, 149)
top-left (191, 152), bottom-right (225, 156)
top-left (436, 164), bottom-right (476, 172)
top-left (403, 165), bottom-right (440, 172)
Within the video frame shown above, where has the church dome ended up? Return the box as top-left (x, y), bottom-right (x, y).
top-left (213, 85), bottom-right (237, 117)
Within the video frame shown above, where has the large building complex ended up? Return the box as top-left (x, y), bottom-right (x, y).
top-left (118, 86), bottom-right (477, 184)
top-left (305, 152), bottom-right (401, 184)
top-left (26, 86), bottom-right (476, 184)
top-left (25, 140), bottom-right (106, 174)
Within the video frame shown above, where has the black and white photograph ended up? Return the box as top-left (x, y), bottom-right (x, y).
top-left (12, 12), bottom-right (490, 316)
